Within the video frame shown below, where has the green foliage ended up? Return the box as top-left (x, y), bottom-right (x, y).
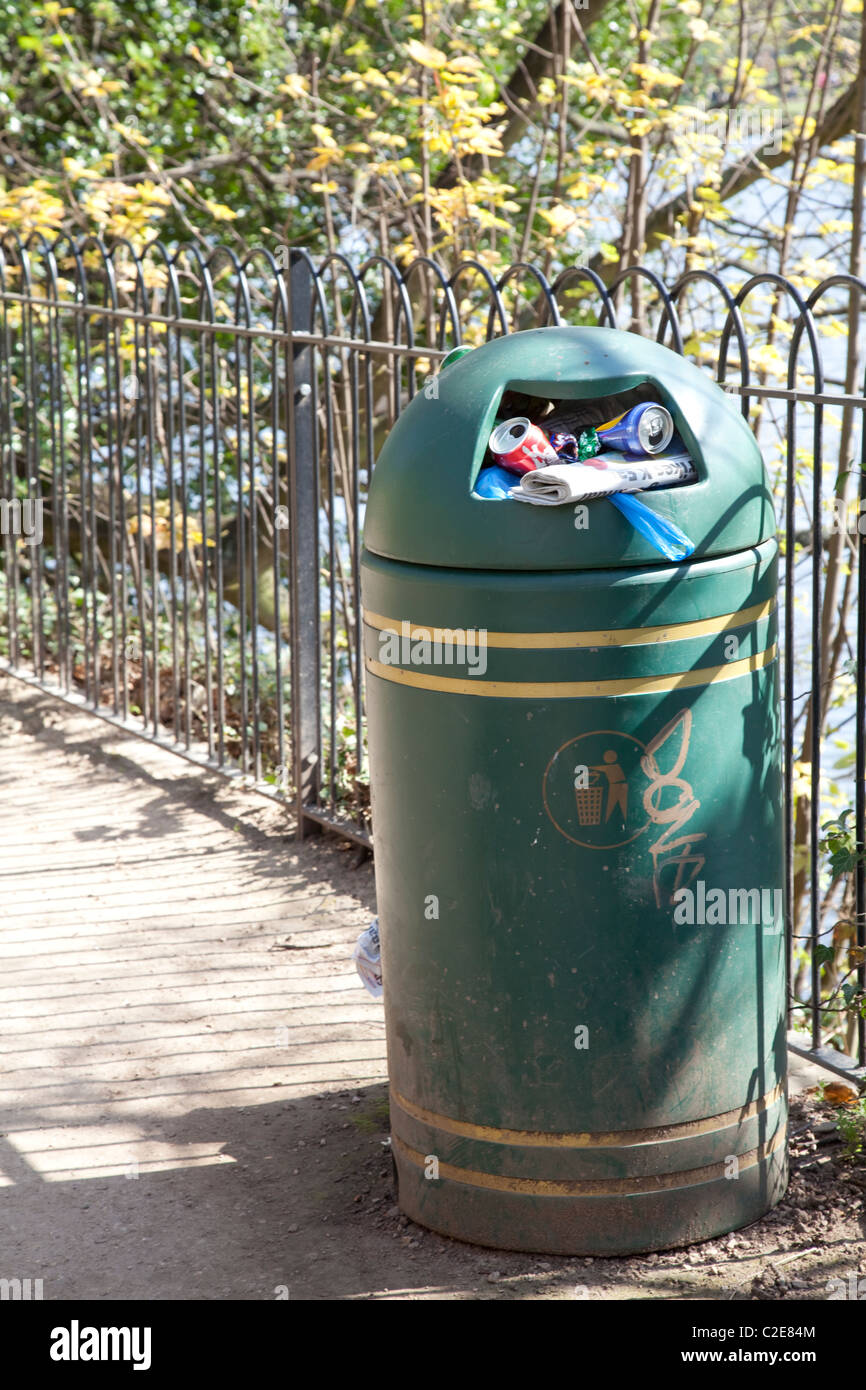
top-left (820, 809), bottom-right (866, 883)
top-left (0, 0), bottom-right (861, 275)
top-left (835, 1098), bottom-right (866, 1159)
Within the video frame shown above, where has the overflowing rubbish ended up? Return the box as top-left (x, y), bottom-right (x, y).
top-left (471, 388), bottom-right (696, 560)
top-left (352, 919), bottom-right (383, 999)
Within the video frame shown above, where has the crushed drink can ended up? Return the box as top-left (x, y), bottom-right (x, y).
top-left (489, 417), bottom-right (559, 473)
top-left (596, 403), bottom-right (674, 456)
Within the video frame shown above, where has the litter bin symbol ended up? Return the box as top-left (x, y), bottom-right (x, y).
top-left (575, 770), bottom-right (604, 826)
top-left (593, 750), bottom-right (628, 824)
top-left (575, 753), bottom-right (628, 826)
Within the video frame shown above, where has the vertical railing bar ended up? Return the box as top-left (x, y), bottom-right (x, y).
top-left (0, 264), bottom-right (17, 667)
top-left (287, 254), bottom-right (321, 835)
top-left (104, 295), bottom-right (119, 714)
top-left (116, 304), bottom-right (130, 720)
top-left (143, 312), bottom-right (158, 738)
top-left (272, 329), bottom-right (286, 786)
top-left (46, 268), bottom-right (65, 692)
top-left (175, 308), bottom-right (192, 750)
top-left (784, 394), bottom-right (797, 1035)
top-left (349, 340), bottom-right (362, 829)
top-left (856, 390), bottom-right (866, 1066)
top-left (131, 307), bottom-right (147, 727)
top-left (24, 284), bottom-right (45, 679)
top-left (234, 326), bottom-right (249, 775)
top-left (55, 288), bottom-right (70, 690)
top-left (84, 305), bottom-right (100, 706)
top-left (164, 282), bottom-right (180, 744)
top-left (21, 267), bottom-right (36, 673)
top-left (211, 318), bottom-right (225, 767)
top-left (246, 330), bottom-right (261, 782)
top-left (193, 289), bottom-right (215, 761)
top-left (324, 349), bottom-right (337, 813)
top-left (810, 397), bottom-right (824, 1052)
top-left (73, 282), bottom-right (91, 704)
top-left (359, 343), bottom-right (374, 800)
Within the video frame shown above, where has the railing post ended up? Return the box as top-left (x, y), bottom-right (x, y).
top-left (287, 252), bottom-right (322, 837)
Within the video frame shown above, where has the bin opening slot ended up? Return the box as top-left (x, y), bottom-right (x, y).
top-left (472, 381), bottom-right (701, 502)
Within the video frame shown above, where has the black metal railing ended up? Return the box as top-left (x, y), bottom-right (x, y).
top-left (0, 234), bottom-right (864, 1078)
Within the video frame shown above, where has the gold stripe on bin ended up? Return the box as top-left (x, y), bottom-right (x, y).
top-left (363, 598), bottom-right (775, 650)
top-left (391, 1083), bottom-right (784, 1149)
top-left (393, 1126), bottom-right (786, 1197)
top-left (365, 642), bottom-right (777, 699)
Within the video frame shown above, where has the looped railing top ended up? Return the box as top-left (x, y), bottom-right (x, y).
top-left (3, 236), bottom-right (865, 392)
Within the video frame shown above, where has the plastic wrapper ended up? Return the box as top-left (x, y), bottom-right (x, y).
top-left (352, 919), bottom-right (383, 999)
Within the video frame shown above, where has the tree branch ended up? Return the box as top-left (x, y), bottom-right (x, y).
top-left (435, 0), bottom-right (615, 188)
top-left (585, 75), bottom-right (860, 281)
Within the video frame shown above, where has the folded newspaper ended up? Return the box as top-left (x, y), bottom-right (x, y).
top-left (510, 449), bottom-right (697, 507)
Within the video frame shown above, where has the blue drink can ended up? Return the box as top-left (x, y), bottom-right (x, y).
top-left (596, 402), bottom-right (674, 456)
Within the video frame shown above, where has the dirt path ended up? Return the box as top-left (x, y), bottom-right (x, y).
top-left (0, 674), bottom-right (862, 1300)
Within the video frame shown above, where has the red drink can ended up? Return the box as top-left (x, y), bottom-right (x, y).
top-left (488, 417), bottom-right (559, 473)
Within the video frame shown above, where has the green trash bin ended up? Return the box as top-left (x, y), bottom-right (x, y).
top-left (360, 325), bottom-right (786, 1256)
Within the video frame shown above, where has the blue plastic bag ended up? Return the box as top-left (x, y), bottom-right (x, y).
top-left (608, 492), bottom-right (695, 562)
top-left (474, 465), bottom-right (517, 500)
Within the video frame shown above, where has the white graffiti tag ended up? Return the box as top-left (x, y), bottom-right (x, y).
top-left (640, 709), bottom-right (707, 908)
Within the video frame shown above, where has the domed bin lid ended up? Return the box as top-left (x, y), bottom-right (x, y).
top-left (363, 326), bottom-right (776, 571)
